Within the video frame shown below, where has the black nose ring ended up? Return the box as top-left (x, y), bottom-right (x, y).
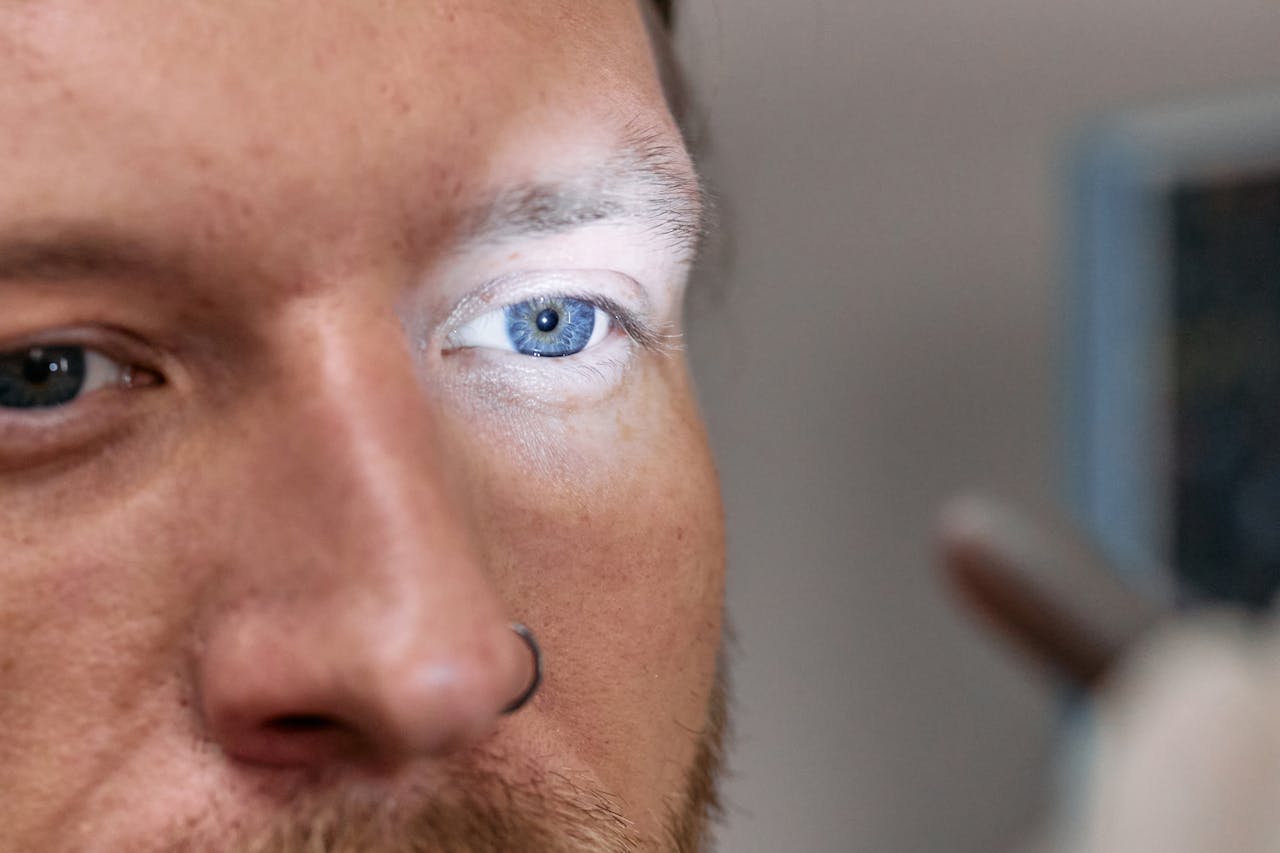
top-left (502, 622), bottom-right (543, 715)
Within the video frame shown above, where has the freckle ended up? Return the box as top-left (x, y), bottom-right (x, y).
top-left (676, 527), bottom-right (686, 541)
top-left (387, 90), bottom-right (411, 115)
top-left (615, 413), bottom-right (636, 442)
top-left (191, 152), bottom-right (214, 173)
top-left (245, 141), bottom-right (276, 162)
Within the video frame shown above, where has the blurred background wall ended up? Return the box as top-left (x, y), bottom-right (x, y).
top-left (673, 3), bottom-right (1280, 851)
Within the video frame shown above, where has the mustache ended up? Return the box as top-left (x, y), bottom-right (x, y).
top-left (175, 669), bottom-right (729, 853)
top-left (225, 762), bottom-right (643, 853)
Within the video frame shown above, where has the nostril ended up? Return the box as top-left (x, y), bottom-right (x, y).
top-left (228, 714), bottom-right (362, 768)
top-left (264, 714), bottom-right (341, 735)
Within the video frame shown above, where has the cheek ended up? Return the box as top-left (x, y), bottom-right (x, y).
top-left (448, 360), bottom-right (725, 782)
top-left (0, 486), bottom-right (198, 838)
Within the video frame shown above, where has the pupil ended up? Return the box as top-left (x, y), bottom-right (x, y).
top-left (535, 308), bottom-right (560, 333)
top-left (22, 349), bottom-right (59, 386)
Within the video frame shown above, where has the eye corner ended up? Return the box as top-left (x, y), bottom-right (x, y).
top-left (121, 363), bottom-right (166, 390)
top-left (596, 303), bottom-right (681, 355)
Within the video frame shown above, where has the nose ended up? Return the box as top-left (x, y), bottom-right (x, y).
top-left (194, 308), bottom-right (533, 770)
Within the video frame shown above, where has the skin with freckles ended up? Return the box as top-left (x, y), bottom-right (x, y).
top-left (0, 1), bottom-right (725, 851)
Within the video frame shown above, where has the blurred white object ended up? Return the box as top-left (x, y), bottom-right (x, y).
top-left (1063, 613), bottom-right (1280, 852)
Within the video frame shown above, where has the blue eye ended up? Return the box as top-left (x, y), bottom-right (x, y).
top-left (0, 346), bottom-right (133, 409)
top-left (451, 296), bottom-right (612, 357)
top-left (504, 297), bottom-right (601, 357)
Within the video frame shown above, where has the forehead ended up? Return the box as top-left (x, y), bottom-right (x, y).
top-left (0, 0), bottom-right (662, 131)
top-left (0, 0), bottom-right (673, 276)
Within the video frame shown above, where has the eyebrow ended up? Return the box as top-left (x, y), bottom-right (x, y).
top-left (0, 134), bottom-right (710, 284)
top-left (460, 126), bottom-right (711, 262)
top-left (0, 225), bottom-right (186, 284)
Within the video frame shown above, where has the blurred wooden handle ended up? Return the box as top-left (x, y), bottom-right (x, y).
top-left (938, 495), bottom-right (1170, 691)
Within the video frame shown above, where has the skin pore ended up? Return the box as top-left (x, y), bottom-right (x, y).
top-left (0, 1), bottom-right (725, 851)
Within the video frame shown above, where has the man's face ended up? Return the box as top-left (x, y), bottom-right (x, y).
top-left (0, 2), bottom-right (725, 850)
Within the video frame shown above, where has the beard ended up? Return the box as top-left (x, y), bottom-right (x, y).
top-left (183, 672), bottom-right (729, 853)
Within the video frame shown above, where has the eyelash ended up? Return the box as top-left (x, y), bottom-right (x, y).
top-left (583, 295), bottom-right (670, 351)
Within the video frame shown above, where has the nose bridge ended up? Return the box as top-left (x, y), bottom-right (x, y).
top-left (197, 302), bottom-right (527, 768)
top-left (274, 307), bottom-right (459, 575)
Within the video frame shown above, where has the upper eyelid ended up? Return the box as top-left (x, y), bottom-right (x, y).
top-left (442, 270), bottom-right (649, 324)
top-left (0, 324), bottom-right (165, 365)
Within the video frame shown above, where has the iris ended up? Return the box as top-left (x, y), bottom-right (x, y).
top-left (0, 347), bottom-right (86, 409)
top-left (504, 297), bottom-right (597, 357)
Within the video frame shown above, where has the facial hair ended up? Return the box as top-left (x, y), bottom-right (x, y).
top-left (177, 672), bottom-right (728, 853)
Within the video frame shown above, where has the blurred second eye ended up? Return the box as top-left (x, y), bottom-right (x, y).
top-left (451, 296), bottom-right (611, 358)
top-left (0, 346), bottom-right (136, 410)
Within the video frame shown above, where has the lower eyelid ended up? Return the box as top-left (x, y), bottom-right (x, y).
top-left (0, 390), bottom-right (139, 468)
top-left (442, 344), bottom-right (637, 410)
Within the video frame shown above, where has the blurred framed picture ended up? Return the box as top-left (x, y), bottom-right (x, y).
top-left (1070, 87), bottom-right (1280, 609)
